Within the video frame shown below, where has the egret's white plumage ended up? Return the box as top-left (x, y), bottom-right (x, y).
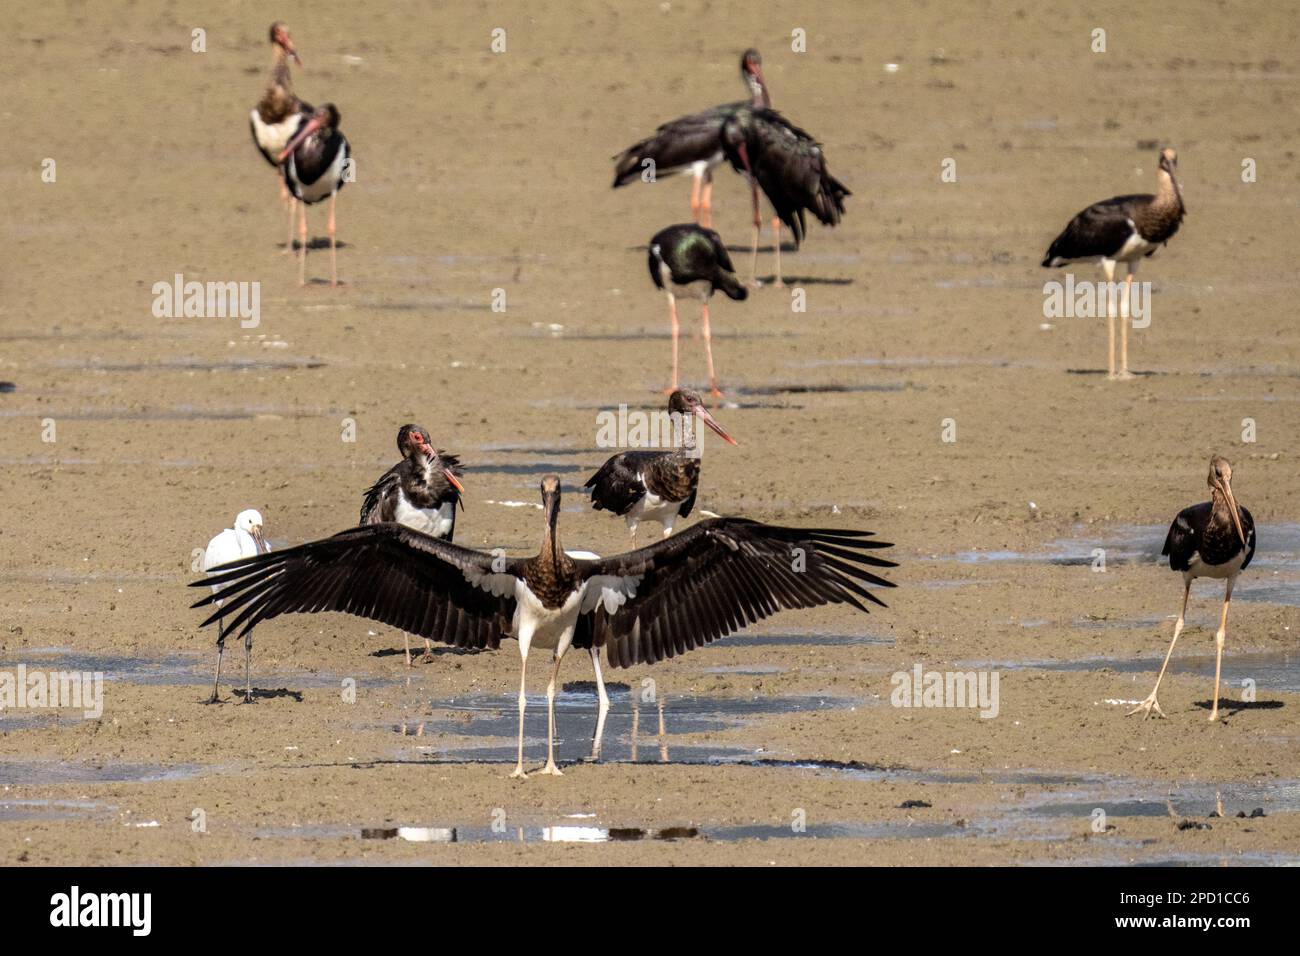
top-left (202, 510), bottom-right (269, 704)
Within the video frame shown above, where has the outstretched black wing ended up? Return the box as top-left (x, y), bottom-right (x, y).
top-left (612, 104), bottom-right (738, 186)
top-left (571, 518), bottom-right (896, 667)
top-left (359, 465), bottom-right (401, 524)
top-left (190, 524), bottom-right (522, 650)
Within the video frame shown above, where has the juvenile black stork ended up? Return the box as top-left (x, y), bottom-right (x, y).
top-left (721, 107), bottom-right (850, 288)
top-left (279, 103), bottom-right (350, 287)
top-left (360, 424), bottom-right (466, 666)
top-left (612, 49), bottom-right (770, 228)
top-left (193, 475), bottom-right (896, 778)
top-left (1130, 456), bottom-right (1255, 722)
top-left (1042, 148), bottom-right (1185, 380)
top-left (200, 509), bottom-right (269, 704)
top-left (648, 224), bottom-right (748, 396)
top-left (585, 389), bottom-right (736, 539)
top-left (249, 22), bottom-right (309, 253)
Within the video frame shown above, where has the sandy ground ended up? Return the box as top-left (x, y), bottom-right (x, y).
top-left (2, 0), bottom-right (1299, 865)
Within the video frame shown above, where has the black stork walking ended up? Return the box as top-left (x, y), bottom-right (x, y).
top-left (721, 107), bottom-right (850, 288)
top-left (585, 389), bottom-right (736, 539)
top-left (278, 103), bottom-right (350, 287)
top-left (249, 22), bottom-right (309, 253)
top-left (360, 424), bottom-right (467, 666)
top-left (648, 224), bottom-right (748, 396)
top-left (1042, 148), bottom-right (1185, 380)
top-left (194, 475), bottom-right (896, 778)
top-left (613, 49), bottom-right (770, 228)
top-left (1130, 456), bottom-right (1255, 722)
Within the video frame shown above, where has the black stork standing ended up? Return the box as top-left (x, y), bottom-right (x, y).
top-left (249, 22), bottom-right (309, 253)
top-left (1130, 456), bottom-right (1255, 722)
top-left (721, 106), bottom-right (850, 288)
top-left (1042, 148), bottom-right (1185, 380)
top-left (585, 389), bottom-right (736, 539)
top-left (194, 475), bottom-right (896, 778)
top-left (648, 224), bottom-right (748, 396)
top-left (360, 424), bottom-right (467, 666)
top-left (278, 103), bottom-right (350, 287)
top-left (613, 49), bottom-right (770, 228)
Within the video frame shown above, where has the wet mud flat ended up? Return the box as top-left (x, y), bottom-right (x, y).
top-left (4, 0), bottom-right (1300, 864)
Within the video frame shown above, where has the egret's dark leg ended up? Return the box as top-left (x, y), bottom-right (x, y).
top-left (239, 632), bottom-right (257, 704)
top-left (206, 621), bottom-right (226, 705)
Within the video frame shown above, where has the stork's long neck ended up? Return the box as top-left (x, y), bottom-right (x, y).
top-left (541, 496), bottom-right (563, 568)
top-left (269, 48), bottom-right (294, 94)
top-left (1155, 168), bottom-right (1183, 211)
top-left (746, 74), bottom-right (770, 109)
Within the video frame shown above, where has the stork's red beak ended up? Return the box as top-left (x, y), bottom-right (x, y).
top-left (443, 468), bottom-right (466, 495)
top-left (1222, 478), bottom-right (1246, 546)
top-left (697, 407), bottom-right (737, 446)
top-left (277, 114), bottom-right (324, 163)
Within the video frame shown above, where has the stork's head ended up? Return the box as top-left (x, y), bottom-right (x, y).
top-left (269, 22), bottom-right (301, 66)
top-left (397, 424), bottom-right (465, 493)
top-left (740, 49), bottom-right (769, 108)
top-left (1158, 147), bottom-right (1178, 175)
top-left (397, 424), bottom-right (432, 458)
top-left (668, 388), bottom-right (738, 447)
top-left (1207, 456), bottom-right (1246, 546)
top-left (234, 509), bottom-right (266, 550)
top-left (277, 104), bottom-right (340, 162)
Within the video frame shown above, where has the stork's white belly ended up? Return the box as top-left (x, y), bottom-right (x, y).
top-left (1187, 550), bottom-right (1246, 580)
top-left (287, 141), bottom-right (348, 205)
top-left (512, 583), bottom-right (584, 655)
top-left (629, 487), bottom-right (680, 524)
top-left (1114, 225), bottom-right (1157, 262)
top-left (393, 497), bottom-right (455, 539)
top-left (250, 108), bottom-right (299, 159)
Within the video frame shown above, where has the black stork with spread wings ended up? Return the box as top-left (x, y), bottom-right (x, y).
top-left (193, 475), bottom-right (897, 778)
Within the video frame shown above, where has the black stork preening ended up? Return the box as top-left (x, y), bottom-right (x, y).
top-left (360, 424), bottom-right (467, 666)
top-left (1131, 456), bottom-right (1255, 722)
top-left (249, 22), bottom-right (309, 253)
top-left (721, 106), bottom-right (850, 288)
top-left (193, 475), bottom-right (896, 778)
top-left (1042, 148), bottom-right (1185, 380)
top-left (648, 224), bottom-right (748, 396)
top-left (278, 103), bottom-right (350, 287)
top-left (585, 389), bottom-right (736, 540)
top-left (613, 49), bottom-right (770, 228)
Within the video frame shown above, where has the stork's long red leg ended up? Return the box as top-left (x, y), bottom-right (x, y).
top-left (328, 192), bottom-right (338, 288)
top-left (689, 171), bottom-right (703, 224)
top-left (284, 191), bottom-right (296, 256)
top-left (1128, 580), bottom-right (1190, 719)
top-left (666, 294), bottom-right (680, 393)
top-left (298, 201), bottom-right (308, 286)
top-left (772, 217), bottom-right (784, 288)
top-left (701, 175), bottom-right (714, 229)
top-left (1210, 580), bottom-right (1234, 722)
top-left (702, 301), bottom-right (722, 397)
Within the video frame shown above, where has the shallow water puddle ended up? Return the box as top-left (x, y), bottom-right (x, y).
top-left (390, 687), bottom-right (861, 765)
top-left (0, 760), bottom-right (205, 786)
top-left (0, 798), bottom-right (114, 823)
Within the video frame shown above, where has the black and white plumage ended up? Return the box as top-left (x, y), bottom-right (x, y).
top-left (1131, 456), bottom-right (1255, 722)
top-left (648, 224), bottom-right (748, 396)
top-left (279, 103), bottom-right (350, 287)
top-left (612, 49), bottom-right (770, 228)
top-left (249, 22), bottom-right (310, 253)
top-left (1042, 148), bottom-right (1185, 380)
top-left (585, 389), bottom-right (736, 539)
top-left (360, 423), bottom-right (466, 666)
top-left (193, 475), bottom-right (896, 777)
top-left (720, 106), bottom-right (850, 287)
top-left (201, 509), bottom-right (269, 704)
